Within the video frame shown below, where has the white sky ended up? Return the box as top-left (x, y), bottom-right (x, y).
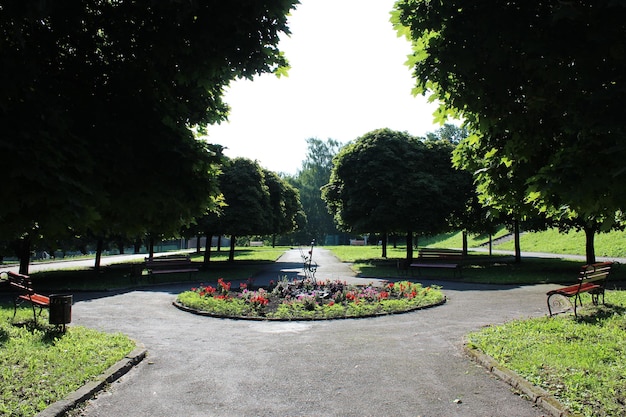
top-left (205, 0), bottom-right (443, 175)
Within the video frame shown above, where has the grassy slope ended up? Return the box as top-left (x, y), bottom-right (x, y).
top-left (431, 227), bottom-right (626, 258)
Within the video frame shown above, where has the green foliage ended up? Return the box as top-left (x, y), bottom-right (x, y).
top-left (176, 279), bottom-right (445, 320)
top-left (289, 138), bottom-right (343, 243)
top-left (394, 0), bottom-right (626, 248)
top-left (0, 0), bottom-right (298, 263)
top-left (322, 128), bottom-right (473, 260)
top-left (467, 292), bottom-right (626, 417)
top-left (262, 169), bottom-right (304, 238)
top-left (0, 306), bottom-right (135, 416)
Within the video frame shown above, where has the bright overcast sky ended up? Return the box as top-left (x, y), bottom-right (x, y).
top-left (205, 0), bottom-right (443, 175)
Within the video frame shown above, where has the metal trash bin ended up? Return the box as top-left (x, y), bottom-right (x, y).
top-left (49, 294), bottom-right (72, 326)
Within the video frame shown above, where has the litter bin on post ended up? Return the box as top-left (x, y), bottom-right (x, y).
top-left (49, 294), bottom-right (72, 330)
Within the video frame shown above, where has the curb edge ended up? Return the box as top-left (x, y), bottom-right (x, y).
top-left (35, 343), bottom-right (147, 417)
top-left (464, 344), bottom-right (574, 417)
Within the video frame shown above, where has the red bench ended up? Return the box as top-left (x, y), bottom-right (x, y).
top-left (3, 271), bottom-right (50, 324)
top-left (546, 262), bottom-right (612, 317)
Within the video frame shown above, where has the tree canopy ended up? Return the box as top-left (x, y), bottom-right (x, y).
top-left (393, 0), bottom-right (626, 262)
top-left (322, 128), bottom-right (469, 260)
top-left (0, 0), bottom-right (298, 270)
top-left (288, 138), bottom-right (343, 245)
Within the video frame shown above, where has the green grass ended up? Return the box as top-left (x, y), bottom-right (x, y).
top-left (28, 247), bottom-right (289, 291)
top-left (467, 292), bottom-right (626, 417)
top-left (0, 306), bottom-right (136, 417)
top-left (497, 228), bottom-right (626, 258)
top-left (325, 245), bottom-right (626, 285)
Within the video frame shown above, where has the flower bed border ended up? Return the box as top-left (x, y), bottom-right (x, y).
top-left (172, 297), bottom-right (447, 321)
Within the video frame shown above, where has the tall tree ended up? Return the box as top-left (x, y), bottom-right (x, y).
top-left (393, 0), bottom-right (626, 263)
top-left (219, 158), bottom-right (272, 262)
top-left (291, 138), bottom-right (343, 244)
top-left (322, 128), bottom-right (469, 262)
top-left (0, 1), bottom-right (298, 272)
top-left (263, 170), bottom-right (305, 246)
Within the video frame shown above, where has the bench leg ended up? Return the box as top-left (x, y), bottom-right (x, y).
top-left (547, 294), bottom-right (554, 317)
top-left (547, 293), bottom-right (574, 317)
top-left (30, 301), bottom-right (38, 325)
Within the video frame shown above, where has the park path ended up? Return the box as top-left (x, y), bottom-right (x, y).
top-left (66, 248), bottom-right (557, 417)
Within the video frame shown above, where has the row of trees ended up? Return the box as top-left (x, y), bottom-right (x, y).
top-left (391, 0), bottom-right (626, 264)
top-left (184, 158), bottom-right (304, 264)
top-left (0, 1), bottom-right (301, 273)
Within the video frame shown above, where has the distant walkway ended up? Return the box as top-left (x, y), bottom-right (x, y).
top-left (70, 248), bottom-right (553, 416)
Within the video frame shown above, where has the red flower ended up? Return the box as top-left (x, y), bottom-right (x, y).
top-left (250, 294), bottom-right (269, 306)
top-left (217, 278), bottom-right (231, 293)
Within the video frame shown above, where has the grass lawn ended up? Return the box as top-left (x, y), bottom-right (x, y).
top-left (326, 245), bottom-right (626, 286)
top-left (3, 241), bottom-right (626, 415)
top-left (467, 292), bottom-right (626, 417)
top-left (27, 246), bottom-right (289, 291)
top-left (0, 306), bottom-right (136, 417)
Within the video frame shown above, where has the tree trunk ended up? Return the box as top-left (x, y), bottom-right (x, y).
top-left (514, 219), bottom-right (521, 264)
top-left (406, 231), bottom-right (414, 263)
top-left (217, 235), bottom-right (222, 252)
top-left (196, 234), bottom-right (202, 253)
top-left (488, 234), bottom-right (493, 256)
top-left (133, 239), bottom-right (142, 254)
top-left (148, 236), bottom-right (155, 260)
top-left (381, 232), bottom-right (388, 258)
top-left (203, 232), bottom-right (212, 266)
top-left (462, 231), bottom-right (468, 256)
top-left (228, 235), bottom-right (236, 262)
top-left (17, 236), bottom-right (31, 275)
top-left (584, 225), bottom-right (596, 264)
top-left (94, 238), bottom-right (104, 272)
top-left (117, 240), bottom-right (125, 255)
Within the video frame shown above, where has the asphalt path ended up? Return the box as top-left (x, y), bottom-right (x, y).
top-left (59, 248), bottom-right (561, 417)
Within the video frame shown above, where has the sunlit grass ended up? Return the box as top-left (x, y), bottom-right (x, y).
top-left (467, 291), bottom-right (626, 417)
top-left (0, 305), bottom-right (136, 417)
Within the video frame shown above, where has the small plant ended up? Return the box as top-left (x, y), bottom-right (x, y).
top-left (177, 278), bottom-right (444, 320)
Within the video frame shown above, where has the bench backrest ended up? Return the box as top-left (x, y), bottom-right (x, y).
top-left (4, 271), bottom-right (36, 294)
top-left (145, 255), bottom-right (191, 262)
top-left (579, 262), bottom-right (612, 285)
top-left (418, 248), bottom-right (464, 259)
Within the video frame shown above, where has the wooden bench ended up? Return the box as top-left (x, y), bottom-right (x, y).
top-left (144, 255), bottom-right (199, 277)
top-left (2, 271), bottom-right (50, 324)
top-left (409, 248), bottom-right (464, 277)
top-left (546, 262), bottom-right (612, 317)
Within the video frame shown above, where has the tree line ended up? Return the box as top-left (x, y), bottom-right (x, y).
top-left (2, 1), bottom-right (623, 272)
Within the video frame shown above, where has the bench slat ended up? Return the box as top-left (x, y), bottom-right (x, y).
top-left (409, 248), bottom-right (464, 277)
top-left (410, 263), bottom-right (458, 269)
top-left (143, 257), bottom-right (199, 277)
top-left (18, 293), bottom-right (50, 306)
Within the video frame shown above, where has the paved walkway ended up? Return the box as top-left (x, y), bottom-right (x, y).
top-left (65, 248), bottom-right (559, 416)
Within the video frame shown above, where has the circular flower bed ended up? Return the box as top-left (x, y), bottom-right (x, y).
top-left (174, 277), bottom-right (445, 320)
